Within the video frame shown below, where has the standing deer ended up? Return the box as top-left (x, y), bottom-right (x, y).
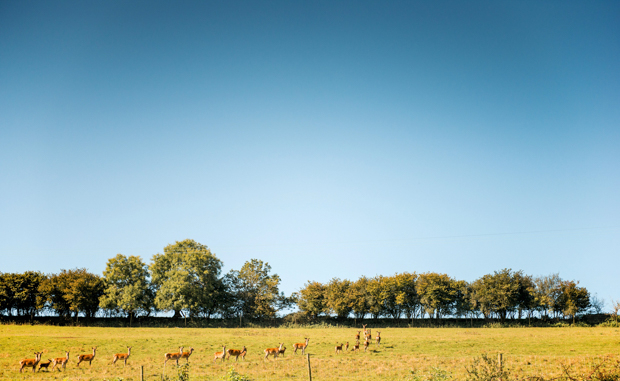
top-left (214, 345), bottom-right (227, 363)
top-left (363, 338), bottom-right (370, 352)
top-left (264, 343), bottom-right (283, 360)
top-left (344, 342), bottom-right (349, 351)
top-left (293, 338), bottom-right (309, 355)
top-left (20, 352), bottom-right (41, 373)
top-left (335, 343), bottom-right (343, 354)
top-left (38, 358), bottom-right (52, 372)
top-left (181, 347), bottom-right (194, 363)
top-left (376, 331), bottom-right (381, 346)
top-left (112, 346), bottom-right (131, 366)
top-left (279, 345), bottom-right (287, 357)
top-left (227, 346), bottom-right (246, 362)
top-left (76, 347), bottom-right (97, 367)
top-left (354, 331), bottom-right (361, 341)
top-left (164, 347), bottom-right (183, 367)
top-left (52, 351), bottom-right (69, 371)
top-left (352, 341), bottom-right (360, 352)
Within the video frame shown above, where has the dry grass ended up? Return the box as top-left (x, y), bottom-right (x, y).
top-left (0, 325), bottom-right (618, 380)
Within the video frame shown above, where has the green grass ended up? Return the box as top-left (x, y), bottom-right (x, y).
top-left (1, 325), bottom-right (619, 380)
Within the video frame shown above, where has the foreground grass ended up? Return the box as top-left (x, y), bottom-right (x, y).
top-left (1, 325), bottom-right (618, 380)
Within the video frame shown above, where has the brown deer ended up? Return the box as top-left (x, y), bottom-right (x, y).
top-left (279, 345), bottom-right (287, 357)
top-left (76, 347), bottom-right (97, 367)
top-left (293, 338), bottom-right (310, 355)
top-left (214, 345), bottom-right (227, 363)
top-left (376, 331), bottom-right (381, 346)
top-left (354, 331), bottom-right (361, 341)
top-left (20, 352), bottom-right (42, 373)
top-left (227, 346), bottom-right (246, 362)
top-left (264, 343), bottom-right (283, 360)
top-left (164, 347), bottom-right (183, 367)
top-left (335, 343), bottom-right (343, 354)
top-left (363, 338), bottom-right (370, 352)
top-left (344, 342), bottom-right (349, 351)
top-left (38, 358), bottom-right (52, 372)
top-left (352, 341), bottom-right (360, 352)
top-left (52, 351), bottom-right (69, 371)
top-left (113, 346), bottom-right (131, 366)
top-left (180, 347), bottom-right (194, 363)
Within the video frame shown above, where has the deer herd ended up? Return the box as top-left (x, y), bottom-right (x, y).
top-left (18, 325), bottom-right (383, 372)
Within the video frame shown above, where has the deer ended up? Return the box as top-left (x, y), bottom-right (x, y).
top-left (227, 346), bottom-right (246, 362)
top-left (76, 347), bottom-right (97, 367)
top-left (52, 351), bottom-right (70, 371)
top-left (376, 331), bottom-right (381, 346)
top-left (164, 347), bottom-right (183, 367)
top-left (352, 341), bottom-right (360, 352)
top-left (363, 338), bottom-right (370, 352)
top-left (279, 345), bottom-right (287, 357)
top-left (354, 331), bottom-right (361, 341)
top-left (112, 346), bottom-right (131, 366)
top-left (38, 358), bottom-right (52, 372)
top-left (344, 342), bottom-right (349, 351)
top-left (335, 343), bottom-right (343, 354)
top-left (20, 352), bottom-right (42, 373)
top-left (180, 347), bottom-right (194, 363)
top-left (214, 345), bottom-right (227, 363)
top-left (264, 343), bottom-right (283, 360)
top-left (293, 338), bottom-right (309, 355)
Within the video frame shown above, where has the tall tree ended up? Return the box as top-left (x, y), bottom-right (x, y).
top-left (416, 272), bottom-right (458, 319)
top-left (325, 278), bottom-right (352, 319)
top-left (150, 239), bottom-right (224, 319)
top-left (100, 254), bottom-right (154, 322)
top-left (297, 281), bottom-right (327, 319)
top-left (394, 272), bottom-right (420, 320)
top-left (38, 269), bottom-right (104, 319)
top-left (556, 280), bottom-right (590, 323)
top-left (228, 259), bottom-right (283, 319)
top-left (0, 272), bottom-right (46, 318)
top-left (348, 276), bottom-right (371, 319)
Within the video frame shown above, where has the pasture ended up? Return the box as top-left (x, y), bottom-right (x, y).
top-left (1, 325), bottom-right (619, 380)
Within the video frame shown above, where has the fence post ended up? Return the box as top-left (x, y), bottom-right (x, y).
top-left (498, 353), bottom-right (503, 381)
top-left (140, 365), bottom-right (144, 381)
top-left (307, 353), bottom-right (312, 381)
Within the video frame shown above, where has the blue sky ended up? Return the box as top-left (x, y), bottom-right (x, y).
top-left (1, 1), bottom-right (619, 308)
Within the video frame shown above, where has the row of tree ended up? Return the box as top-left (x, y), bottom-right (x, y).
top-left (296, 270), bottom-right (593, 323)
top-left (0, 240), bottom-right (290, 321)
top-left (0, 239), bottom-right (596, 322)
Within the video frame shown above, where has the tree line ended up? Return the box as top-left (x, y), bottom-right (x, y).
top-left (0, 239), bottom-right (598, 323)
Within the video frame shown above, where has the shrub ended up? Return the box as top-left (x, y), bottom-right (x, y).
top-left (221, 366), bottom-right (252, 381)
top-left (465, 353), bottom-right (511, 381)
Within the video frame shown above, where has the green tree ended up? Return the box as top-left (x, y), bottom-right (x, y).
top-left (0, 272), bottom-right (46, 318)
top-left (297, 281), bottom-right (327, 319)
top-left (470, 269), bottom-right (524, 322)
top-left (533, 273), bottom-right (562, 319)
top-left (325, 278), bottom-right (352, 319)
top-left (416, 272), bottom-right (458, 319)
top-left (394, 272), bottom-right (420, 320)
top-left (38, 269), bottom-right (104, 319)
top-left (150, 239), bottom-right (224, 319)
top-left (100, 254), bottom-right (154, 322)
top-left (348, 277), bottom-right (370, 319)
top-left (556, 280), bottom-right (590, 323)
top-left (228, 259), bottom-right (283, 319)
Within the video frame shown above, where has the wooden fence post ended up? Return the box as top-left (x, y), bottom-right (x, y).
top-left (140, 365), bottom-right (144, 381)
top-left (307, 353), bottom-right (312, 381)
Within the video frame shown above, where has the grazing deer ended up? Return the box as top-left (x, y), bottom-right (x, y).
top-left (227, 346), bottom-right (246, 362)
top-left (214, 345), bottom-right (227, 363)
top-left (264, 343), bottom-right (283, 360)
top-left (76, 347), bottom-right (97, 367)
top-left (335, 343), bottom-right (343, 354)
top-left (354, 331), bottom-right (361, 341)
top-left (344, 342), bottom-right (349, 352)
top-left (363, 339), bottom-right (370, 352)
top-left (52, 351), bottom-right (69, 371)
top-left (20, 352), bottom-right (42, 373)
top-left (180, 347), bottom-right (194, 363)
top-left (352, 341), bottom-right (360, 352)
top-left (112, 346), bottom-right (131, 366)
top-left (293, 338), bottom-right (309, 355)
top-left (376, 331), bottom-right (381, 346)
top-left (164, 347), bottom-right (183, 367)
top-left (38, 358), bottom-right (52, 372)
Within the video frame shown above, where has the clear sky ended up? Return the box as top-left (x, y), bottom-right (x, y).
top-left (1, 1), bottom-right (619, 309)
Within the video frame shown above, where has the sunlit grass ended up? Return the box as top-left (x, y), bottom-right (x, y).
top-left (0, 325), bottom-right (618, 380)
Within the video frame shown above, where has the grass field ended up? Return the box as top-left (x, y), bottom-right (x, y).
top-left (1, 325), bottom-right (619, 380)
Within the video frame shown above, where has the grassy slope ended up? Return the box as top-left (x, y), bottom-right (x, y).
top-left (1, 325), bottom-right (618, 380)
